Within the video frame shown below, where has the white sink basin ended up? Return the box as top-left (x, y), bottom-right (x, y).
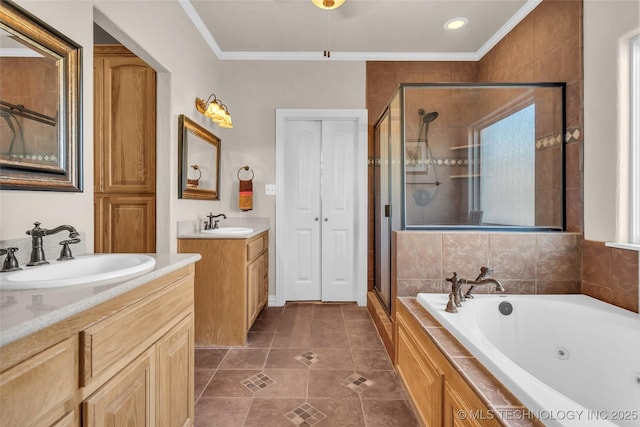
top-left (0, 254), bottom-right (156, 290)
top-left (201, 227), bottom-right (254, 235)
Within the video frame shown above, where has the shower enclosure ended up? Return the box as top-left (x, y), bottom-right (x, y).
top-left (373, 83), bottom-right (566, 313)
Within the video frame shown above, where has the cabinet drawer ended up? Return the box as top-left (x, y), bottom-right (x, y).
top-left (247, 233), bottom-right (266, 261)
top-left (0, 337), bottom-right (77, 427)
top-left (81, 276), bottom-right (193, 386)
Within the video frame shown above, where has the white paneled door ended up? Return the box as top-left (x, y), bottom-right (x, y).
top-left (277, 110), bottom-right (367, 305)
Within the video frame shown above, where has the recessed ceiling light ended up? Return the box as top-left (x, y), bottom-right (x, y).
top-left (444, 17), bottom-right (468, 31)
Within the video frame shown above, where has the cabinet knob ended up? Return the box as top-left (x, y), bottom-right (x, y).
top-left (324, 218), bottom-right (328, 222)
top-left (314, 217), bottom-right (319, 221)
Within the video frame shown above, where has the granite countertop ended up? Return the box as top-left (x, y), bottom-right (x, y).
top-left (176, 217), bottom-right (269, 240)
top-left (176, 225), bottom-right (269, 240)
top-left (0, 253), bottom-right (201, 347)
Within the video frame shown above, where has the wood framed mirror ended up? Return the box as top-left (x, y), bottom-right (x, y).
top-left (178, 114), bottom-right (220, 200)
top-left (0, 0), bottom-right (82, 191)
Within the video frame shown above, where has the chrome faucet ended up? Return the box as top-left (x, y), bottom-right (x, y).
top-left (204, 213), bottom-right (227, 230)
top-left (445, 267), bottom-right (505, 313)
top-left (25, 222), bottom-right (80, 266)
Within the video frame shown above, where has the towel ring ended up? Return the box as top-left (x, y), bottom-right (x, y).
top-left (190, 164), bottom-right (202, 180)
top-left (237, 165), bottom-right (254, 181)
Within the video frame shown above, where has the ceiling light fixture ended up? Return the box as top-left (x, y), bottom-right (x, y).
top-left (444, 17), bottom-right (468, 31)
top-left (195, 94), bottom-right (233, 128)
top-left (312, 0), bottom-right (345, 10)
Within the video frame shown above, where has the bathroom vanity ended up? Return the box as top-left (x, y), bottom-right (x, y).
top-left (177, 225), bottom-right (269, 346)
top-left (0, 254), bottom-right (199, 427)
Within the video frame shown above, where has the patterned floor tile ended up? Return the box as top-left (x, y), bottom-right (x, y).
top-left (294, 351), bottom-right (319, 366)
top-left (341, 372), bottom-right (374, 394)
top-left (241, 372), bottom-right (276, 392)
top-left (284, 403), bottom-right (327, 426)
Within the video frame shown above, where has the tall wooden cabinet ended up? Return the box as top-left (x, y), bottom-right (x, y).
top-left (94, 45), bottom-right (156, 253)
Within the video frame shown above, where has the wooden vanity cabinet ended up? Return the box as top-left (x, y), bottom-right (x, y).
top-left (178, 231), bottom-right (269, 346)
top-left (395, 302), bottom-right (500, 427)
top-left (0, 265), bottom-right (195, 427)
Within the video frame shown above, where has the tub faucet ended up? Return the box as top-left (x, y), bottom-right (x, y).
top-left (25, 222), bottom-right (80, 266)
top-left (462, 267), bottom-right (505, 298)
top-left (205, 213), bottom-right (227, 230)
top-left (445, 267), bottom-right (505, 313)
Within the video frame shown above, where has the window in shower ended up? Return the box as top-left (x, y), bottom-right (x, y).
top-left (631, 35), bottom-right (640, 244)
top-left (392, 83), bottom-right (565, 231)
top-left (479, 104), bottom-right (535, 226)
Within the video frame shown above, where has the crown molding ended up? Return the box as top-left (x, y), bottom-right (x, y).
top-left (180, 0), bottom-right (541, 62)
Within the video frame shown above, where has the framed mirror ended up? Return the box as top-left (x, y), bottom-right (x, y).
top-left (178, 114), bottom-right (220, 200)
top-left (0, 1), bottom-right (82, 191)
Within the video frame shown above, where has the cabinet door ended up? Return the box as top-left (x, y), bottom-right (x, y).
top-left (260, 251), bottom-right (268, 309)
top-left (157, 315), bottom-right (194, 427)
top-left (51, 410), bottom-right (79, 427)
top-left (396, 324), bottom-right (443, 427)
top-left (247, 258), bottom-right (260, 327)
top-left (96, 194), bottom-right (156, 253)
top-left (83, 347), bottom-right (155, 427)
top-left (0, 337), bottom-right (77, 427)
top-left (95, 53), bottom-right (156, 194)
top-left (443, 381), bottom-right (500, 427)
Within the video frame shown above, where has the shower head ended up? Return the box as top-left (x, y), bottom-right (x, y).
top-left (420, 111), bottom-right (438, 140)
top-left (422, 111), bottom-right (438, 123)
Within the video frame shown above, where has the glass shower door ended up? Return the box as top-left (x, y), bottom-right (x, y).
top-left (373, 111), bottom-right (391, 312)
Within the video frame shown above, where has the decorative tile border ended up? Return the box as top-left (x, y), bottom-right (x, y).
top-left (7, 153), bottom-right (58, 162)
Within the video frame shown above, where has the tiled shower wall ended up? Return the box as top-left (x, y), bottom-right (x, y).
top-left (394, 231), bottom-right (581, 297)
top-left (581, 241), bottom-right (639, 313)
top-left (366, 0), bottom-right (584, 292)
top-left (394, 232), bottom-right (640, 313)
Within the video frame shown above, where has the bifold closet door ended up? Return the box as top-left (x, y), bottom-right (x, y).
top-left (320, 120), bottom-right (357, 302)
top-left (283, 120), bottom-right (322, 301)
top-left (282, 119), bottom-right (357, 302)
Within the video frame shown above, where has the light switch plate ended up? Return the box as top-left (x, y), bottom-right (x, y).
top-left (265, 184), bottom-right (276, 196)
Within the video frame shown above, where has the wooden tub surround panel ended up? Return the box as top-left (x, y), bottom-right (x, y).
top-left (395, 297), bottom-right (543, 427)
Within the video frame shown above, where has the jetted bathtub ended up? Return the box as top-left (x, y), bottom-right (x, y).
top-left (417, 293), bottom-right (640, 427)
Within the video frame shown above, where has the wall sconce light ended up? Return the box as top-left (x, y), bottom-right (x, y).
top-left (195, 94), bottom-right (233, 128)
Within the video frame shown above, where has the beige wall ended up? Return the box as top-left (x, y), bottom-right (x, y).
top-left (0, 1), bottom-right (366, 272)
top-left (217, 60), bottom-right (366, 293)
top-left (1, 1), bottom-right (94, 245)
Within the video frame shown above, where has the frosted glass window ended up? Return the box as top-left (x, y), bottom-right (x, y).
top-left (480, 105), bottom-right (535, 226)
top-left (631, 35), bottom-right (640, 244)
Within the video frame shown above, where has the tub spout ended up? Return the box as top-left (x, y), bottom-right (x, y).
top-left (463, 278), bottom-right (505, 298)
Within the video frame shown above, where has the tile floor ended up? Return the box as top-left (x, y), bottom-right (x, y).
top-left (194, 303), bottom-right (419, 426)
